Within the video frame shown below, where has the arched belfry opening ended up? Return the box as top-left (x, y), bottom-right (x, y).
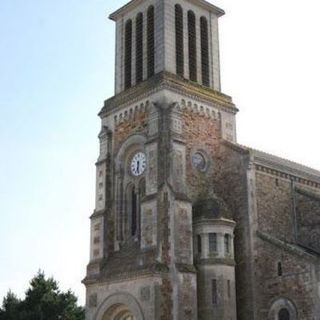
top-left (102, 304), bottom-right (135, 320)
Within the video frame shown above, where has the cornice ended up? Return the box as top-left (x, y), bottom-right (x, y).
top-left (254, 163), bottom-right (320, 189)
top-left (99, 72), bottom-right (237, 118)
top-left (195, 257), bottom-right (236, 267)
top-left (193, 217), bottom-right (236, 227)
top-left (109, 0), bottom-right (225, 21)
top-left (221, 140), bottom-right (250, 155)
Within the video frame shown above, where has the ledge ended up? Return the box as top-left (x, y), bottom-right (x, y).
top-left (195, 257), bottom-right (235, 267)
top-left (99, 72), bottom-right (236, 118)
top-left (109, 0), bottom-right (225, 21)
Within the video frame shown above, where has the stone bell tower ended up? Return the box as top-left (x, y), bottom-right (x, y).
top-left (83, 0), bottom-right (238, 319)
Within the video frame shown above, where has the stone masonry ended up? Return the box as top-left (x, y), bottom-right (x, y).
top-left (83, 0), bottom-right (320, 319)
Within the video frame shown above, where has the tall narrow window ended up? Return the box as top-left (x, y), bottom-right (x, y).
top-left (279, 308), bottom-right (290, 320)
top-left (125, 20), bottom-right (133, 89)
top-left (147, 6), bottom-right (155, 78)
top-left (175, 4), bottom-right (184, 77)
top-left (188, 11), bottom-right (197, 82)
top-left (227, 280), bottom-right (231, 299)
top-left (200, 16), bottom-right (209, 86)
top-left (224, 234), bottom-right (231, 254)
top-left (197, 235), bottom-right (202, 254)
top-left (211, 279), bottom-right (217, 304)
top-left (136, 13), bottom-right (143, 84)
top-left (131, 186), bottom-right (137, 236)
top-left (209, 233), bottom-right (217, 253)
top-left (278, 262), bottom-right (283, 276)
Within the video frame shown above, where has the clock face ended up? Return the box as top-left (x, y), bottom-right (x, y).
top-left (130, 152), bottom-right (146, 176)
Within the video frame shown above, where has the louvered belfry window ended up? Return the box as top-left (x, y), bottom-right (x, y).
top-left (188, 11), bottom-right (197, 82)
top-left (147, 6), bottom-right (155, 78)
top-left (175, 4), bottom-right (184, 77)
top-left (200, 16), bottom-right (210, 87)
top-left (125, 19), bottom-right (132, 89)
top-left (136, 13), bottom-right (143, 84)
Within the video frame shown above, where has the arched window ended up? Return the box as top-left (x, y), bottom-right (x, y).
top-left (147, 6), bottom-right (155, 78)
top-left (224, 234), bottom-right (231, 254)
top-left (131, 186), bottom-right (137, 236)
top-left (209, 233), bottom-right (217, 253)
top-left (175, 4), bottom-right (184, 77)
top-left (125, 19), bottom-right (133, 89)
top-left (279, 308), bottom-right (290, 320)
top-left (200, 16), bottom-right (209, 87)
top-left (126, 184), bottom-right (138, 237)
top-left (136, 13), bottom-right (143, 84)
top-left (188, 10), bottom-right (197, 82)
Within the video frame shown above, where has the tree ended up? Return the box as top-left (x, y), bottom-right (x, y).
top-left (0, 291), bottom-right (21, 320)
top-left (0, 272), bottom-right (84, 320)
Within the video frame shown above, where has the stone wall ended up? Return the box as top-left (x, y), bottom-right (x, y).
top-left (295, 188), bottom-right (320, 254)
top-left (216, 143), bottom-right (255, 320)
top-left (255, 235), bottom-right (318, 320)
top-left (255, 172), bottom-right (296, 243)
top-left (254, 168), bottom-right (320, 319)
top-left (181, 109), bottom-right (221, 200)
top-left (114, 110), bottom-right (148, 152)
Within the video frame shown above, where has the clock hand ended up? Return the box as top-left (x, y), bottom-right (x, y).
top-left (137, 160), bottom-right (140, 173)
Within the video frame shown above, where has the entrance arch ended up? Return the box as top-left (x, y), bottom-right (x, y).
top-left (95, 293), bottom-right (144, 320)
top-left (102, 304), bottom-right (135, 320)
top-left (268, 298), bottom-right (297, 320)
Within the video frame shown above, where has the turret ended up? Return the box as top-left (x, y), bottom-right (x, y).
top-left (193, 195), bottom-right (237, 320)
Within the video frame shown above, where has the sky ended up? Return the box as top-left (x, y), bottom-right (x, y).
top-left (1, 0), bottom-right (320, 307)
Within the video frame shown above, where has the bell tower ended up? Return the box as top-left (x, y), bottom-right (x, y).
top-left (83, 1), bottom-right (238, 319)
top-left (111, 0), bottom-right (224, 94)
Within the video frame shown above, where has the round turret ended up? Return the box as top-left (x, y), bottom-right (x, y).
top-left (193, 195), bottom-right (237, 320)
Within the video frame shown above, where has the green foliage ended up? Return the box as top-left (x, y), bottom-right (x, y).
top-left (0, 271), bottom-right (84, 320)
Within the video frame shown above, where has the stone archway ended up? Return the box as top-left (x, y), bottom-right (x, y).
top-left (102, 303), bottom-right (135, 320)
top-left (268, 298), bottom-right (297, 320)
top-left (94, 293), bottom-right (144, 320)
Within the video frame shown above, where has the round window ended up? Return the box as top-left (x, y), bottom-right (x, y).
top-left (192, 152), bottom-right (207, 171)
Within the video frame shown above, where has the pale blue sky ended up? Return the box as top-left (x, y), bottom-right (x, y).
top-left (1, 0), bottom-right (320, 306)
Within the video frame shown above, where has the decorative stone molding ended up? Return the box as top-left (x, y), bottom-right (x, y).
top-left (94, 292), bottom-right (145, 320)
top-left (99, 72), bottom-right (237, 118)
top-left (255, 164), bottom-right (320, 189)
top-left (268, 298), bottom-right (297, 320)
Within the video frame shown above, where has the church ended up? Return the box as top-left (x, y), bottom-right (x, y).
top-left (82, 0), bottom-right (320, 319)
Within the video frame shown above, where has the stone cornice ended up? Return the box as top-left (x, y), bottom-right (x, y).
top-left (109, 0), bottom-right (225, 21)
top-left (90, 209), bottom-right (106, 219)
top-left (223, 141), bottom-right (320, 189)
top-left (195, 257), bottom-right (235, 267)
top-left (254, 164), bottom-right (320, 189)
top-left (99, 72), bottom-right (237, 118)
top-left (90, 263), bottom-right (170, 285)
top-left (222, 140), bottom-right (250, 155)
top-left (186, 0), bottom-right (225, 17)
top-left (252, 148), bottom-right (320, 183)
top-left (193, 217), bottom-right (236, 227)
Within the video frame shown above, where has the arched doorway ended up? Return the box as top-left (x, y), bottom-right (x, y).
top-left (268, 298), bottom-right (297, 320)
top-left (279, 308), bottom-right (290, 320)
top-left (94, 293), bottom-right (144, 320)
top-left (102, 304), bottom-right (135, 320)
